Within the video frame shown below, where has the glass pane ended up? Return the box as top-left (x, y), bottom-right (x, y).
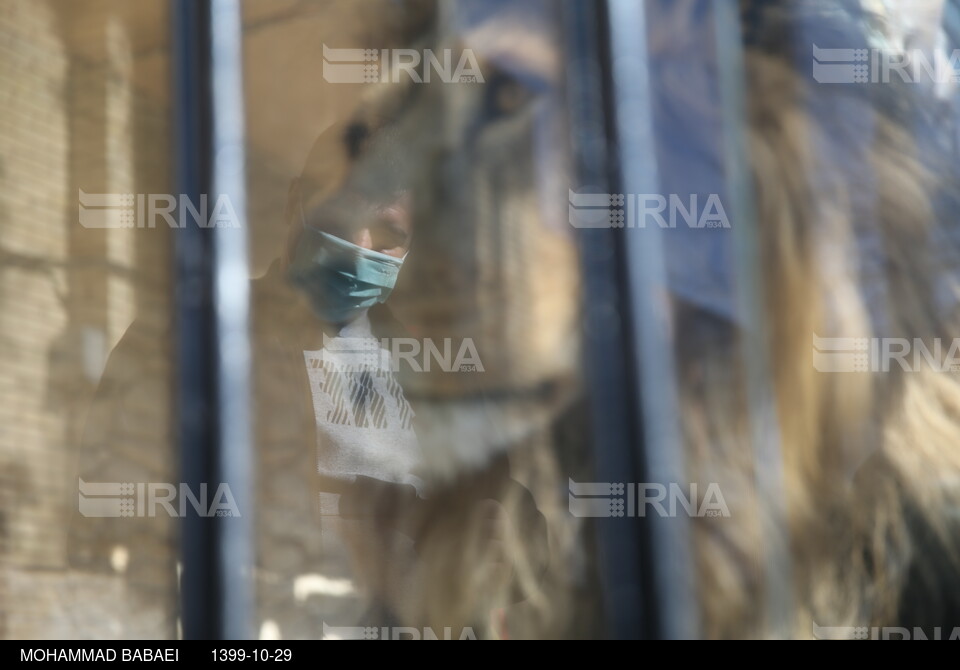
top-left (11, 0), bottom-right (957, 642)
top-left (243, 0), bottom-right (596, 640)
top-left (1, 0), bottom-right (178, 638)
top-left (645, 0), bottom-right (960, 639)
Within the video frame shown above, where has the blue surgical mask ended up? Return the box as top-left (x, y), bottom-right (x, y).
top-left (288, 224), bottom-right (406, 325)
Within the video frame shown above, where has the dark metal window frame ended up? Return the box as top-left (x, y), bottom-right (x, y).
top-left (172, 0), bottom-right (253, 641)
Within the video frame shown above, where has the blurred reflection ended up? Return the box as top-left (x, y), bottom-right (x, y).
top-left (250, 0), bottom-right (585, 638)
top-left (67, 0), bottom-right (588, 641)
top-left (651, 0), bottom-right (960, 638)
top-left (9, 0), bottom-right (959, 643)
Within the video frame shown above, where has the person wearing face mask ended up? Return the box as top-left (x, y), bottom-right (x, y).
top-left (282, 119), bottom-right (428, 503)
top-left (281, 121), bottom-right (459, 629)
top-left (289, 222), bottom-right (407, 327)
top-left (289, 190), bottom-right (410, 326)
top-left (282, 120), bottom-right (548, 633)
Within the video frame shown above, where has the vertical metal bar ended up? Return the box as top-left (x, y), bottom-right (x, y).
top-left (562, 0), bottom-right (648, 639)
top-left (172, 0), bottom-right (253, 640)
top-left (603, 0), bottom-right (698, 639)
top-left (209, 0), bottom-right (254, 641)
top-left (172, 0), bottom-right (214, 640)
top-left (713, 2), bottom-right (793, 636)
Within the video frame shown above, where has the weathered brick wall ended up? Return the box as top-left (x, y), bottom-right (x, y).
top-left (1, 0), bottom-right (174, 639)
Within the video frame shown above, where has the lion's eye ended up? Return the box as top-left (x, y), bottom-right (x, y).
top-left (343, 122), bottom-right (371, 160)
top-left (483, 70), bottom-right (535, 120)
